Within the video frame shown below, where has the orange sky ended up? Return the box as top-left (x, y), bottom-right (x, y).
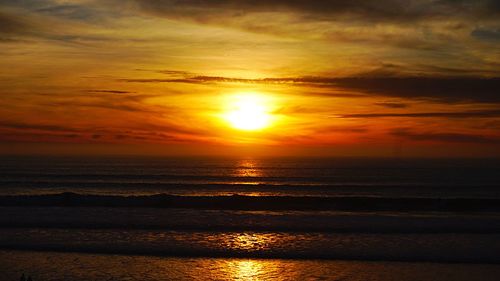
top-left (0, 0), bottom-right (499, 157)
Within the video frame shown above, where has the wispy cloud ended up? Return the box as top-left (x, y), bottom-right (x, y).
top-left (374, 102), bottom-right (409, 108)
top-left (0, 121), bottom-right (75, 132)
top-left (338, 109), bottom-right (500, 119)
top-left (390, 128), bottom-right (500, 144)
top-left (86, 89), bottom-right (135, 94)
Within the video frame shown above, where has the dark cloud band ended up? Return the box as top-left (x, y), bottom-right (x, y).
top-left (134, 0), bottom-right (500, 22)
top-left (339, 110), bottom-right (500, 119)
top-left (390, 128), bottom-right (499, 144)
top-left (122, 74), bottom-right (500, 103)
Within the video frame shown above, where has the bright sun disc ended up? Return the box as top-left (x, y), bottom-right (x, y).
top-left (224, 94), bottom-right (272, 131)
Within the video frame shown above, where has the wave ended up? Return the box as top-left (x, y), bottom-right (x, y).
top-left (1, 192), bottom-right (500, 212)
top-left (2, 219), bottom-right (500, 234)
top-left (4, 244), bottom-right (498, 264)
top-left (1, 229), bottom-right (499, 263)
top-left (2, 172), bottom-right (498, 185)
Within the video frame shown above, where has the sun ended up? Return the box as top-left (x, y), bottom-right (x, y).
top-left (223, 93), bottom-right (272, 131)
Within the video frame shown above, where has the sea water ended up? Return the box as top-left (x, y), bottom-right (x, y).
top-left (0, 156), bottom-right (499, 280)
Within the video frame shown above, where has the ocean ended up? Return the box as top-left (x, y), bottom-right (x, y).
top-left (0, 156), bottom-right (499, 280)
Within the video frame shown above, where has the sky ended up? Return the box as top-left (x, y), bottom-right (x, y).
top-left (0, 0), bottom-right (499, 157)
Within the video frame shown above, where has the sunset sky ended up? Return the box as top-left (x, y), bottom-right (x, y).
top-left (1, 0), bottom-right (499, 157)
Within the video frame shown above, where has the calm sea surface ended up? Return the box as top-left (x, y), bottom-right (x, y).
top-left (0, 156), bottom-right (498, 197)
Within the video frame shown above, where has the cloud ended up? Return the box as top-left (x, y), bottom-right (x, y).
top-left (121, 73), bottom-right (500, 103)
top-left (45, 100), bottom-right (154, 113)
top-left (87, 89), bottom-right (135, 94)
top-left (2, 0), bottom-right (499, 62)
top-left (321, 77), bottom-right (500, 103)
top-left (125, 0), bottom-right (500, 57)
top-left (323, 125), bottom-right (369, 133)
top-left (35, 4), bottom-right (101, 22)
top-left (374, 102), bottom-right (409, 108)
top-left (390, 128), bottom-right (500, 144)
top-left (338, 109), bottom-right (500, 119)
top-left (146, 69), bottom-right (192, 76)
top-left (0, 11), bottom-right (39, 40)
top-left (0, 9), bottom-right (70, 43)
top-left (0, 119), bottom-right (205, 144)
top-left (0, 121), bottom-right (75, 132)
top-left (413, 63), bottom-right (500, 77)
top-left (63, 133), bottom-right (80, 138)
top-left (41, 92), bottom-right (166, 114)
top-left (0, 120), bottom-right (87, 143)
top-left (0, 3), bottom-right (127, 45)
top-left (0, 0), bottom-right (121, 23)
top-left (133, 0), bottom-right (500, 23)
top-left (128, 0), bottom-right (500, 49)
top-left (471, 27), bottom-right (500, 41)
top-left (359, 62), bottom-right (500, 78)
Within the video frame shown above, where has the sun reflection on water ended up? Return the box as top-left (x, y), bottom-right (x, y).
top-left (235, 159), bottom-right (262, 178)
top-left (228, 159), bottom-right (264, 192)
top-left (230, 233), bottom-right (268, 251)
top-left (233, 260), bottom-right (265, 280)
top-left (220, 259), bottom-right (289, 281)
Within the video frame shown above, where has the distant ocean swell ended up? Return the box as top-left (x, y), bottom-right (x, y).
top-left (2, 172), bottom-right (498, 184)
top-left (1, 206), bottom-right (499, 233)
top-left (1, 181), bottom-right (499, 198)
top-left (1, 157), bottom-right (498, 198)
top-left (1, 192), bottom-right (500, 212)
